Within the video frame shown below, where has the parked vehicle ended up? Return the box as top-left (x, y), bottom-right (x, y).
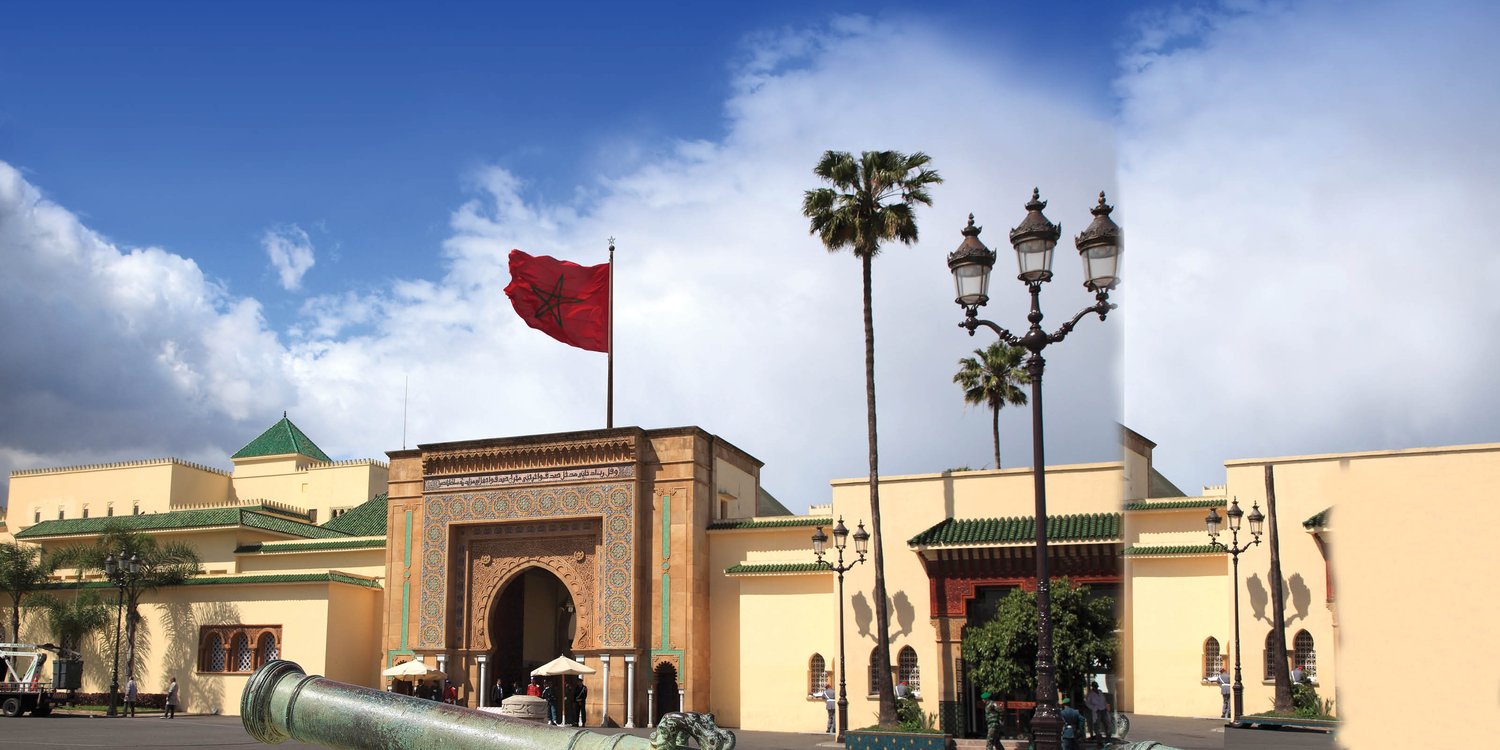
top-left (0, 643), bottom-right (82, 717)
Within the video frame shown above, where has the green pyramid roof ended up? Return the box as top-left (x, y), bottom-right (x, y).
top-left (232, 414), bottom-right (332, 462)
top-left (320, 493), bottom-right (389, 537)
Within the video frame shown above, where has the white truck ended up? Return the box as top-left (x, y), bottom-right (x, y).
top-left (0, 643), bottom-right (82, 717)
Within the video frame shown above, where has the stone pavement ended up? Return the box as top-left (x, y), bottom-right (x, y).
top-left (0, 712), bottom-right (1339, 750)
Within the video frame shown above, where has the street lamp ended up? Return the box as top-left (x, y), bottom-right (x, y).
top-left (1205, 498), bottom-right (1264, 723)
top-left (811, 517), bottom-right (870, 743)
top-left (104, 552), bottom-right (140, 718)
top-left (946, 189), bottom-right (1121, 750)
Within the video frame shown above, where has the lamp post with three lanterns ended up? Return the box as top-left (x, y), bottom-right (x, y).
top-left (811, 517), bottom-right (869, 743)
top-left (944, 189), bottom-right (1121, 750)
top-left (104, 552), bottom-right (140, 718)
top-left (1205, 498), bottom-right (1264, 722)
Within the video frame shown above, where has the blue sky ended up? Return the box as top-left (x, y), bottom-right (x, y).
top-left (2, 0), bottom-right (1498, 513)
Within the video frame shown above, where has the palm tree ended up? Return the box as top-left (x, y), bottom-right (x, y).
top-left (953, 341), bottom-right (1030, 469)
top-left (0, 541), bottom-right (56, 643)
top-left (37, 545), bottom-right (112, 654)
top-left (803, 149), bottom-right (942, 726)
top-left (80, 526), bottom-right (201, 677)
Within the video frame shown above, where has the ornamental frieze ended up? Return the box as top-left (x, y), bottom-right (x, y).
top-left (423, 464), bottom-right (635, 492)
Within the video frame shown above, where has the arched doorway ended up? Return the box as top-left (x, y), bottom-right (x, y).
top-left (489, 567), bottom-right (577, 693)
top-left (653, 661), bottom-right (680, 723)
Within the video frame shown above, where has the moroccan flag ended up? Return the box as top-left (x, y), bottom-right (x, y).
top-left (504, 249), bottom-right (610, 353)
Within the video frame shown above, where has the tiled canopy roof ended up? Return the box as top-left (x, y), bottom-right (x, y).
top-left (232, 414), bottom-right (332, 462)
top-left (1122, 544), bottom-right (1222, 556)
top-left (43, 571), bottom-right (380, 590)
top-left (723, 562), bottom-right (830, 576)
top-left (235, 538), bottom-right (386, 554)
top-left (707, 516), bottom-right (833, 531)
top-left (321, 493), bottom-right (389, 536)
top-left (1303, 507), bottom-right (1332, 530)
top-left (907, 513), bottom-right (1120, 547)
top-left (1124, 498), bottom-right (1227, 511)
top-left (16, 506), bottom-right (348, 540)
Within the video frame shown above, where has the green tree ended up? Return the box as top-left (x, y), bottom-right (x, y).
top-left (953, 341), bottom-right (1030, 469)
top-left (79, 526), bottom-right (201, 677)
top-left (963, 579), bottom-right (1117, 705)
top-left (803, 149), bottom-right (942, 726)
top-left (35, 546), bottom-right (112, 653)
top-left (0, 541), bottom-right (56, 643)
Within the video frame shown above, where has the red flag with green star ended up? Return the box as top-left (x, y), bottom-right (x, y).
top-left (504, 250), bottom-right (610, 353)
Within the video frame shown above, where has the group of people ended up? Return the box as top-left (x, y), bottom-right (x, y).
top-left (119, 675), bottom-right (180, 718)
top-left (412, 679), bottom-right (459, 703)
top-left (982, 683), bottom-right (1112, 750)
top-left (489, 676), bottom-right (588, 725)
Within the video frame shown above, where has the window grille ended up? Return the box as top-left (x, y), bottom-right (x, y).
top-left (258, 633), bottom-right (279, 663)
top-left (207, 634), bottom-right (226, 672)
top-left (1293, 630), bottom-right (1315, 675)
top-left (809, 654), bottom-right (827, 695)
top-left (868, 648), bottom-right (881, 696)
top-left (1203, 637), bottom-right (1223, 679)
top-left (898, 646), bottom-right (920, 693)
top-left (1263, 631), bottom-right (1279, 680)
top-left (233, 634), bottom-right (254, 672)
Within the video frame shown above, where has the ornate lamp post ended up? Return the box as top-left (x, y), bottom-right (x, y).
top-left (811, 517), bottom-right (869, 743)
top-left (946, 190), bottom-right (1121, 750)
top-left (1205, 498), bottom-right (1264, 723)
top-left (104, 552), bottom-right (140, 718)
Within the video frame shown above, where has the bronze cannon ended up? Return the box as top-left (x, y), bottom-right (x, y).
top-left (242, 660), bottom-right (734, 750)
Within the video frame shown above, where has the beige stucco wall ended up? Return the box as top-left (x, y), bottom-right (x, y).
top-left (231, 457), bottom-right (388, 522)
top-left (707, 524), bottom-right (836, 729)
top-left (1120, 554), bottom-right (1226, 716)
top-left (7, 460), bottom-right (233, 533)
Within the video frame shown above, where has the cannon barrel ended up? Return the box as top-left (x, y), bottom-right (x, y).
top-left (242, 660), bottom-right (734, 750)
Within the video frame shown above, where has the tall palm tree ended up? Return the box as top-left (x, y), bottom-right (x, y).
top-left (953, 341), bottom-right (1030, 469)
top-left (80, 526), bottom-right (201, 677)
top-left (0, 541), bottom-right (56, 643)
top-left (803, 149), bottom-right (942, 726)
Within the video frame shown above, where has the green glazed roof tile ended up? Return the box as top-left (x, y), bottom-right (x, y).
top-left (1122, 544), bottom-right (1223, 556)
top-left (236, 538), bottom-right (386, 554)
top-left (707, 516), bottom-right (833, 531)
top-left (232, 414), bottom-right (332, 462)
top-left (43, 571), bottom-right (380, 590)
top-left (1124, 498), bottom-right (1228, 511)
top-left (17, 506), bottom-right (349, 540)
top-left (907, 513), bottom-right (1121, 547)
top-left (723, 562), bottom-right (830, 575)
top-left (320, 493), bottom-right (389, 536)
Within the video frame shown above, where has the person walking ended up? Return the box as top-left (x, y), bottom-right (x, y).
top-left (982, 692), bottom-right (1002, 750)
top-left (123, 675), bottom-right (138, 717)
top-left (163, 677), bottom-right (178, 719)
top-left (444, 680), bottom-right (458, 704)
top-left (811, 682), bottom-right (835, 734)
top-left (1204, 667), bottom-right (1231, 719)
top-left (1084, 684), bottom-right (1108, 740)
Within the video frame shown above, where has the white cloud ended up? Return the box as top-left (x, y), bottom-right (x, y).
top-left (0, 16), bottom-right (1122, 511)
top-left (262, 224), bottom-right (316, 291)
top-left (1120, 0), bottom-right (1500, 492)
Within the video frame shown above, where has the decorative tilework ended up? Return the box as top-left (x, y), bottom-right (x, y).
top-left (417, 481), bottom-right (634, 649)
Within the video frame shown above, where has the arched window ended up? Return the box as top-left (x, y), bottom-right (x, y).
top-left (258, 632), bottom-right (279, 666)
top-left (205, 633), bottom-right (226, 672)
top-left (868, 647), bottom-right (882, 696)
top-left (809, 654), bottom-right (827, 695)
top-left (1293, 630), bottom-right (1316, 675)
top-left (1263, 631), bottom-right (1280, 680)
top-left (898, 646), bottom-right (920, 694)
top-left (233, 633), bottom-right (254, 672)
top-left (1203, 637), bottom-right (1223, 679)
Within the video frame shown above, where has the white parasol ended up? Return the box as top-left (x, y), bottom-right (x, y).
top-left (381, 658), bottom-right (444, 678)
top-left (530, 655), bottom-right (596, 677)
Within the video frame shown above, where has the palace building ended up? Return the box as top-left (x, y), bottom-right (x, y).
top-left (4, 415), bottom-right (1493, 738)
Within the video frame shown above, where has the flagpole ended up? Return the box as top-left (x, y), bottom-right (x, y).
top-left (607, 237), bottom-right (615, 429)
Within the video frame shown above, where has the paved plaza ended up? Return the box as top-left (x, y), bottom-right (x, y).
top-left (0, 710), bottom-right (1340, 750)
